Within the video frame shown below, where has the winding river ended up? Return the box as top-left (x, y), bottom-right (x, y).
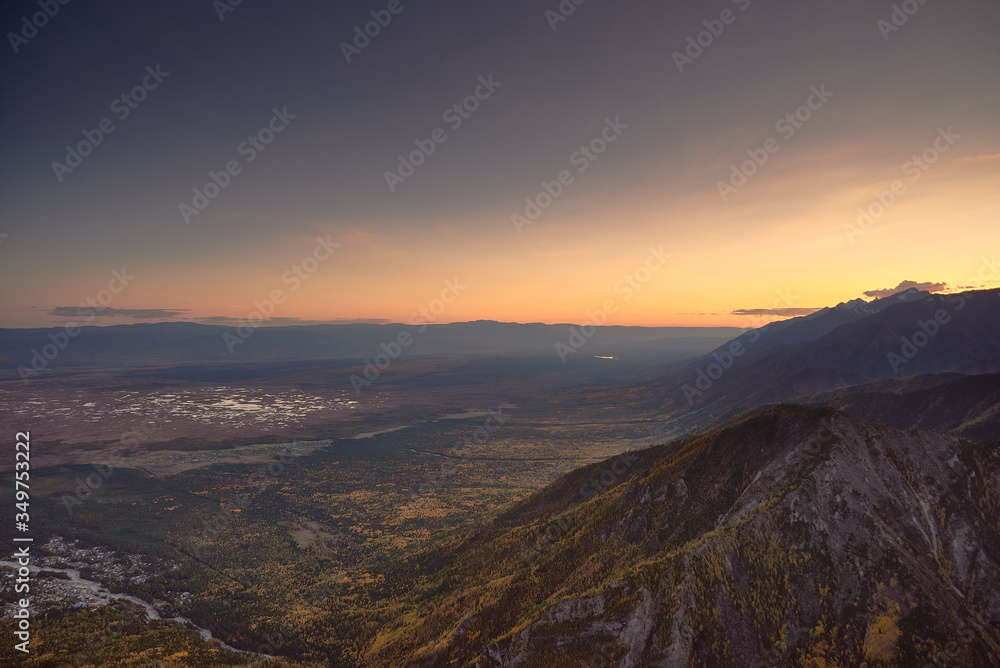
top-left (0, 561), bottom-right (263, 656)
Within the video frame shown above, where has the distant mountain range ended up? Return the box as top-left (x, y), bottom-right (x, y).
top-left (0, 321), bottom-right (739, 378)
top-left (749, 287), bottom-right (932, 347)
top-left (655, 288), bottom-right (1000, 435)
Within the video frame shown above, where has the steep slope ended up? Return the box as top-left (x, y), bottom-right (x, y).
top-left (369, 406), bottom-right (1000, 667)
top-left (820, 372), bottom-right (1000, 441)
top-left (652, 289), bottom-right (1000, 435)
top-left (736, 287), bottom-right (931, 348)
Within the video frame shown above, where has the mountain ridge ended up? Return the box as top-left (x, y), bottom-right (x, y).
top-left (370, 406), bottom-right (1000, 666)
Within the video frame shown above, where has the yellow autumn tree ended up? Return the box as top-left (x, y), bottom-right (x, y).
top-left (863, 603), bottom-right (902, 663)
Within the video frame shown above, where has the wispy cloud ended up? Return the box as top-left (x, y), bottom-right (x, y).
top-left (956, 153), bottom-right (1000, 164)
top-left (730, 308), bottom-right (821, 317)
top-left (955, 281), bottom-right (1000, 290)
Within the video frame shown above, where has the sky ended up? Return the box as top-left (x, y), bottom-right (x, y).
top-left (1, 0), bottom-right (998, 329)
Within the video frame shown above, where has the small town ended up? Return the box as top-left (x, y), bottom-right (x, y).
top-left (1, 536), bottom-right (183, 619)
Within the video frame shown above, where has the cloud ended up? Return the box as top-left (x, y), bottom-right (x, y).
top-left (49, 307), bottom-right (190, 319)
top-left (680, 308), bottom-right (821, 317)
top-left (730, 308), bottom-right (822, 317)
top-left (862, 280), bottom-right (948, 299)
top-left (955, 281), bottom-right (1000, 290)
top-left (956, 153), bottom-right (1000, 164)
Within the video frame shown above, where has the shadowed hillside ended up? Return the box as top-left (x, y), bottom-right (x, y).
top-left (368, 406), bottom-right (1000, 667)
top-left (820, 372), bottom-right (1000, 442)
top-left (628, 288), bottom-right (1000, 439)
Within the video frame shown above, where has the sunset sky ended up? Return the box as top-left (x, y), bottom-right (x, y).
top-left (1, 0), bottom-right (998, 329)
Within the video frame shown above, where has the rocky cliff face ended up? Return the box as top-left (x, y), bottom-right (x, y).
top-left (372, 406), bottom-right (1000, 667)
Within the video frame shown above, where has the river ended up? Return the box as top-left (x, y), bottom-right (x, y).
top-left (0, 560), bottom-right (263, 656)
